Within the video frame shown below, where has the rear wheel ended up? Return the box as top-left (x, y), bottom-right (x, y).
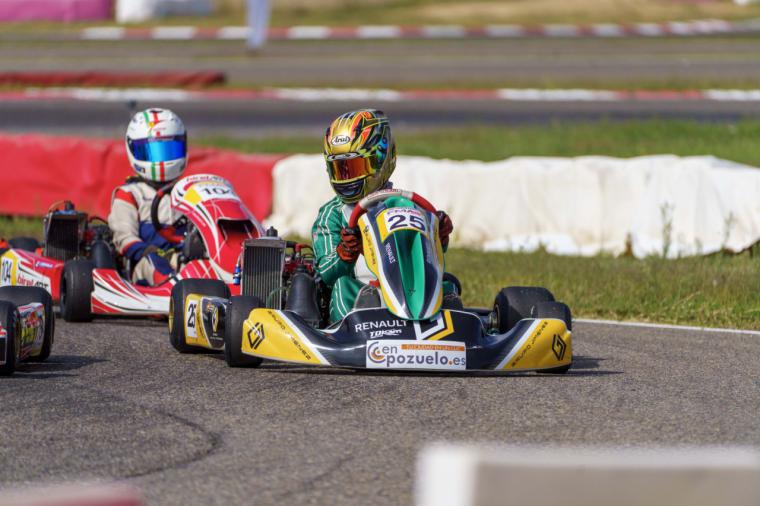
top-left (169, 279), bottom-right (230, 354)
top-left (0, 286), bottom-right (53, 362)
top-left (8, 237), bottom-right (40, 252)
top-left (493, 286), bottom-right (554, 333)
top-left (224, 295), bottom-right (264, 368)
top-left (60, 259), bottom-right (94, 322)
top-left (0, 301), bottom-right (18, 376)
top-left (532, 301), bottom-right (573, 374)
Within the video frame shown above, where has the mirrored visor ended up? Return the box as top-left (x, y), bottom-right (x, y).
top-left (327, 154), bottom-right (378, 182)
top-left (129, 135), bottom-right (187, 163)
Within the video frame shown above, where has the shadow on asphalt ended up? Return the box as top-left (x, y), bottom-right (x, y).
top-left (11, 354), bottom-right (107, 378)
top-left (231, 354), bottom-right (621, 378)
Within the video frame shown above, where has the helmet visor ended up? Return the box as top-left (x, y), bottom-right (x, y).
top-left (129, 135), bottom-right (187, 163)
top-left (327, 153), bottom-right (379, 182)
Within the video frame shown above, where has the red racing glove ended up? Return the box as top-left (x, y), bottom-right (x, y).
top-left (437, 210), bottom-right (453, 249)
top-left (337, 227), bottom-right (362, 263)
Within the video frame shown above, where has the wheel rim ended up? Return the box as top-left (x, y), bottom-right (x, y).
top-left (168, 298), bottom-right (174, 333)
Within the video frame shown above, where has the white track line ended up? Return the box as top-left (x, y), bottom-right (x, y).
top-left (576, 318), bottom-right (760, 337)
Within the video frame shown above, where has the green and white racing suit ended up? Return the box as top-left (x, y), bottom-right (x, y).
top-left (311, 195), bottom-right (453, 323)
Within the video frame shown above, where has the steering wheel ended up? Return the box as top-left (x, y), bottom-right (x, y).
top-left (150, 181), bottom-right (178, 232)
top-left (347, 189), bottom-right (437, 229)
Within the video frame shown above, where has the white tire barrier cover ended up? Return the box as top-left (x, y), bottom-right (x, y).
top-left (415, 445), bottom-right (760, 506)
top-left (268, 154), bottom-right (760, 258)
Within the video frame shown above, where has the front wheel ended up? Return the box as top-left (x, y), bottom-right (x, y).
top-left (169, 278), bottom-right (230, 354)
top-left (493, 286), bottom-right (554, 333)
top-left (0, 286), bottom-right (53, 362)
top-left (224, 296), bottom-right (264, 368)
top-left (60, 259), bottom-right (94, 322)
top-left (0, 301), bottom-right (18, 376)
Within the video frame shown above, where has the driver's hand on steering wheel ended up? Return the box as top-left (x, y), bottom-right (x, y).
top-left (337, 227), bottom-right (362, 263)
top-left (436, 210), bottom-right (453, 249)
top-left (141, 245), bottom-right (181, 270)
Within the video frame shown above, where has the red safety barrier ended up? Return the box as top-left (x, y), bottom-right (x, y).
top-left (0, 134), bottom-right (283, 221)
top-left (0, 72), bottom-right (226, 88)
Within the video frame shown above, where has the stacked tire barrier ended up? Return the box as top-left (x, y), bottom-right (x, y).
top-left (2, 134), bottom-right (759, 259)
top-left (268, 154), bottom-right (760, 258)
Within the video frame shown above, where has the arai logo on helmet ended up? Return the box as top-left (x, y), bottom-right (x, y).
top-left (331, 134), bottom-right (351, 146)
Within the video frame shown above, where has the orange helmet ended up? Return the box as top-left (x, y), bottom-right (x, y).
top-left (324, 109), bottom-right (396, 203)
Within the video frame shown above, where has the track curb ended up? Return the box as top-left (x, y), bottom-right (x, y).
top-left (3, 19), bottom-right (759, 41)
top-left (5, 87), bottom-right (760, 103)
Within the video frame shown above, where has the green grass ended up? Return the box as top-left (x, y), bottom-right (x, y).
top-left (0, 216), bottom-right (43, 240)
top-left (199, 120), bottom-right (760, 166)
top-left (446, 249), bottom-right (760, 329)
top-left (4, 119), bottom-right (760, 329)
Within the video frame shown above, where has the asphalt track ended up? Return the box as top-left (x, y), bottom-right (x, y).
top-left (2, 37), bottom-right (760, 136)
top-left (4, 99), bottom-right (760, 138)
top-left (1, 318), bottom-right (758, 505)
top-left (2, 38), bottom-right (760, 87)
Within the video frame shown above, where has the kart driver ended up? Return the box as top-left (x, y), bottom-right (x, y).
top-left (108, 108), bottom-right (187, 286)
top-left (312, 109), bottom-right (456, 323)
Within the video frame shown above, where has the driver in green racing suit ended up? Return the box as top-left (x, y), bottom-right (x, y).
top-left (312, 109), bottom-right (455, 323)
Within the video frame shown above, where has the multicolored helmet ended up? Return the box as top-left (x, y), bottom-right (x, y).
top-left (324, 109), bottom-right (397, 203)
top-left (126, 108), bottom-right (188, 184)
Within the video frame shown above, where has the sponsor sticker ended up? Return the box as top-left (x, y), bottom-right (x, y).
top-left (366, 339), bottom-right (466, 370)
top-left (330, 134), bottom-right (351, 146)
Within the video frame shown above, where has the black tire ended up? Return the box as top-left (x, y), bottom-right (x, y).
top-left (89, 240), bottom-right (116, 270)
top-left (0, 286), bottom-right (53, 362)
top-left (60, 259), bottom-right (94, 322)
top-left (443, 272), bottom-right (462, 296)
top-left (0, 301), bottom-right (18, 375)
top-left (493, 286), bottom-right (555, 333)
top-left (531, 301), bottom-right (573, 374)
top-left (169, 279), bottom-right (230, 354)
top-left (8, 237), bottom-right (40, 252)
top-left (224, 295), bottom-right (264, 368)
top-left (531, 301), bottom-right (572, 331)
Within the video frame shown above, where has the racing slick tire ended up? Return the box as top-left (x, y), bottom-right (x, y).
top-left (494, 286), bottom-right (555, 333)
top-left (8, 237), bottom-right (40, 252)
top-left (60, 259), bottom-right (94, 322)
top-left (224, 295), bottom-right (264, 368)
top-left (0, 286), bottom-right (53, 362)
top-left (169, 278), bottom-right (230, 354)
top-left (532, 301), bottom-right (573, 374)
top-left (443, 272), bottom-right (462, 296)
top-left (0, 301), bottom-right (18, 375)
top-left (90, 240), bottom-right (117, 270)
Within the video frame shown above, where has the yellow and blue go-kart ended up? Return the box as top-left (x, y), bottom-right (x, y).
top-left (169, 189), bottom-right (572, 374)
top-left (0, 286), bottom-right (54, 376)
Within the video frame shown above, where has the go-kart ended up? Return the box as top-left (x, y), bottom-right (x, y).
top-left (169, 189), bottom-right (573, 374)
top-left (0, 286), bottom-right (55, 376)
top-left (0, 174), bottom-right (264, 321)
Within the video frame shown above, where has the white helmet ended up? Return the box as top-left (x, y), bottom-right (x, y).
top-left (126, 108), bottom-right (188, 184)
